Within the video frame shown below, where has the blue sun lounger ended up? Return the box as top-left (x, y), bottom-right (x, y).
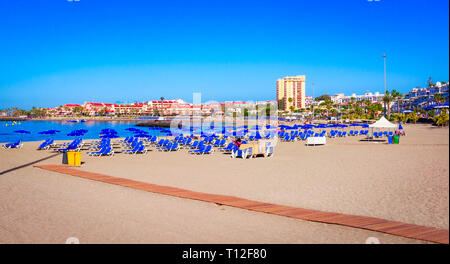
top-left (189, 145), bottom-right (206, 154)
top-left (282, 134), bottom-right (296, 142)
top-left (88, 146), bottom-right (114, 156)
top-left (157, 142), bottom-right (173, 151)
top-left (182, 137), bottom-right (192, 146)
top-left (56, 140), bottom-right (81, 152)
top-left (119, 136), bottom-right (132, 144)
top-left (185, 140), bottom-right (199, 149)
top-left (148, 136), bottom-right (158, 144)
top-left (199, 145), bottom-right (213, 154)
top-left (2, 140), bottom-right (23, 149)
top-left (123, 142), bottom-right (147, 154)
top-left (37, 139), bottom-right (54, 150)
top-left (212, 139), bottom-right (226, 148)
top-left (168, 142), bottom-right (180, 151)
top-left (153, 139), bottom-right (165, 147)
top-left (220, 143), bottom-right (235, 152)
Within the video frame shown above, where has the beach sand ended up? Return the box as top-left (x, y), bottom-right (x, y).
top-left (0, 124), bottom-right (448, 243)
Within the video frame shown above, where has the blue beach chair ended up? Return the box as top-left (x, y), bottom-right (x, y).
top-left (2, 140), bottom-right (23, 149)
top-left (157, 142), bottom-right (173, 151)
top-left (220, 143), bottom-right (235, 152)
top-left (37, 139), bottom-right (53, 150)
top-left (189, 145), bottom-right (206, 154)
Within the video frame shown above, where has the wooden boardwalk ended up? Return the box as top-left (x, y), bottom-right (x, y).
top-left (35, 164), bottom-right (449, 244)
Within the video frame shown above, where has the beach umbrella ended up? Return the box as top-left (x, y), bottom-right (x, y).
top-left (39, 130), bottom-right (53, 135)
top-left (101, 128), bottom-right (116, 133)
top-left (254, 131), bottom-right (262, 140)
top-left (14, 130), bottom-right (31, 134)
top-left (69, 129), bottom-right (87, 135)
top-left (133, 128), bottom-right (145, 132)
top-left (67, 129), bottom-right (85, 137)
top-left (134, 132), bottom-right (149, 138)
top-left (38, 130), bottom-right (59, 139)
top-left (14, 130), bottom-right (31, 140)
top-left (100, 128), bottom-right (118, 134)
top-left (38, 129), bottom-right (60, 134)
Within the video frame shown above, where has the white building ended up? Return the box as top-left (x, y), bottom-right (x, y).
top-left (331, 91), bottom-right (384, 104)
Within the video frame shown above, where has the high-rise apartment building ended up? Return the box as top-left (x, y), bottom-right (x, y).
top-left (276, 75), bottom-right (306, 110)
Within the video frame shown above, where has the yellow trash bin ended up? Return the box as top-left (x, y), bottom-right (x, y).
top-left (67, 151), bottom-right (81, 166)
top-left (74, 151), bottom-right (82, 166)
top-left (67, 151), bottom-right (75, 165)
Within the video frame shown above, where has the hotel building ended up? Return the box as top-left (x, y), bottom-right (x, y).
top-left (331, 91), bottom-right (384, 105)
top-left (276, 75), bottom-right (306, 110)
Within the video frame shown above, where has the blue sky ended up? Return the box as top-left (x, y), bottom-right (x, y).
top-left (0, 0), bottom-right (448, 109)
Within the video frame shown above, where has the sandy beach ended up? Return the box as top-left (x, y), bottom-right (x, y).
top-left (0, 124), bottom-right (448, 243)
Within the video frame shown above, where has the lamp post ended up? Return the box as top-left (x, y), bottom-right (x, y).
top-left (383, 54), bottom-right (387, 116)
top-left (312, 82), bottom-right (315, 122)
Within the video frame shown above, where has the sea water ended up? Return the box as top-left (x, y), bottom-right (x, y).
top-left (0, 120), bottom-right (167, 143)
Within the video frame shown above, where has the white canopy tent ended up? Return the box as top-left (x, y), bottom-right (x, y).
top-left (369, 116), bottom-right (397, 129)
top-left (368, 116), bottom-right (398, 140)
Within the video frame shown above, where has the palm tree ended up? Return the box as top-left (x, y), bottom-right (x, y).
top-left (434, 93), bottom-right (444, 105)
top-left (390, 90), bottom-right (402, 114)
top-left (326, 103), bottom-right (333, 117)
top-left (382, 92), bottom-right (394, 117)
top-left (288, 97), bottom-right (294, 112)
top-left (427, 77), bottom-right (434, 88)
top-left (408, 112), bottom-right (419, 124)
top-left (371, 103), bottom-right (383, 119)
top-left (364, 100), bottom-right (372, 116)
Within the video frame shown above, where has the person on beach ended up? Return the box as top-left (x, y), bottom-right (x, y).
top-left (233, 138), bottom-right (242, 149)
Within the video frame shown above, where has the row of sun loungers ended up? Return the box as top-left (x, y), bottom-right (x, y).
top-left (373, 131), bottom-right (394, 138)
top-left (17, 127), bottom-right (369, 157)
top-left (278, 130), bottom-right (327, 142)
